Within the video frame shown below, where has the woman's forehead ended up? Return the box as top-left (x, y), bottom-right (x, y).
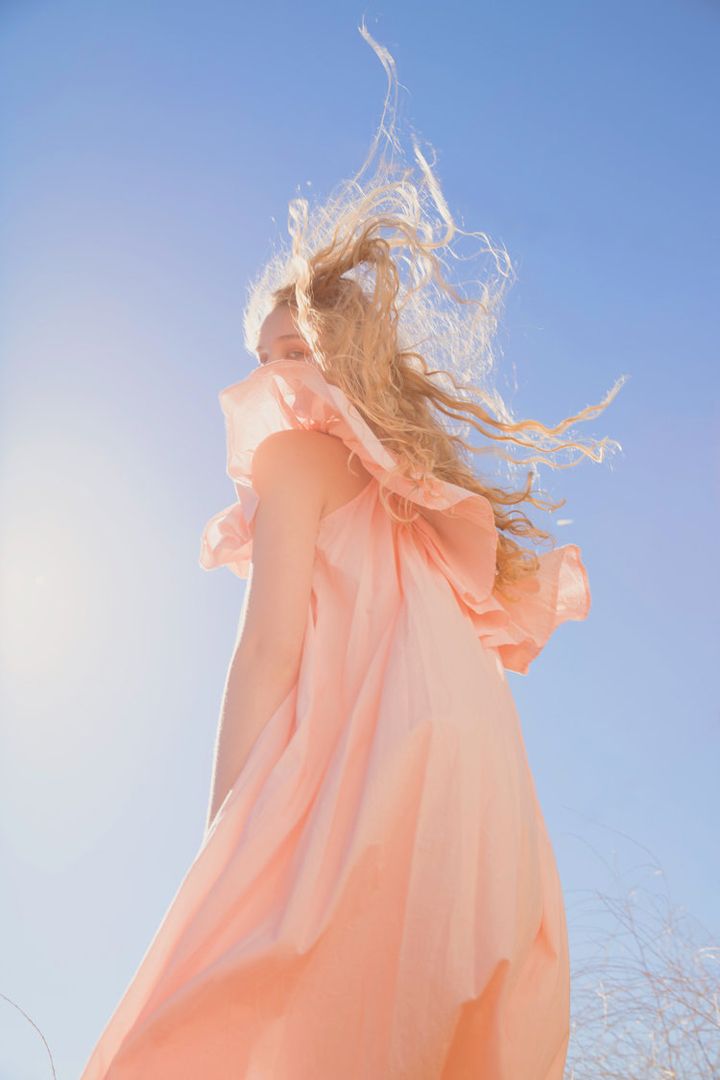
top-left (256, 307), bottom-right (307, 355)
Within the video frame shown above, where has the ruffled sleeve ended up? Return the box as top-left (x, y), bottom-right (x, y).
top-left (407, 501), bottom-right (590, 675)
top-left (198, 483), bottom-right (259, 580)
top-left (437, 536), bottom-right (590, 675)
top-left (198, 358), bottom-right (590, 674)
top-left (486, 543), bottom-right (591, 674)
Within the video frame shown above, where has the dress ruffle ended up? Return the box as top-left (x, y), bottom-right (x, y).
top-left (199, 358), bottom-right (590, 674)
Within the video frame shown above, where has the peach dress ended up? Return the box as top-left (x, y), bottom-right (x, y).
top-left (79, 358), bottom-right (590, 1080)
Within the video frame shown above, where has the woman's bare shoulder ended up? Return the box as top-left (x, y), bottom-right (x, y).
top-left (252, 429), bottom-right (372, 519)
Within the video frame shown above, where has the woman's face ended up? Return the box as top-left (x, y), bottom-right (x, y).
top-left (255, 304), bottom-right (313, 366)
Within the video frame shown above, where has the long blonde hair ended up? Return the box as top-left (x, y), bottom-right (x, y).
top-left (242, 20), bottom-right (626, 599)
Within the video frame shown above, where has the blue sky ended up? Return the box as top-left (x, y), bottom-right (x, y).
top-left (1, 1), bottom-right (718, 1075)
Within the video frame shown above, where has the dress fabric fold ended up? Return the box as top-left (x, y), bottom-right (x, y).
top-left (79, 357), bottom-right (590, 1080)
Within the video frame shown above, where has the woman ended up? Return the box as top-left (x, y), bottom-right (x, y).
top-left (79, 23), bottom-right (623, 1080)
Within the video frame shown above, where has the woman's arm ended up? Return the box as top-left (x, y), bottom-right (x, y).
top-left (204, 429), bottom-right (333, 835)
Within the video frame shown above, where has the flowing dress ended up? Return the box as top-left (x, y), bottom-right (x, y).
top-left (79, 357), bottom-right (591, 1079)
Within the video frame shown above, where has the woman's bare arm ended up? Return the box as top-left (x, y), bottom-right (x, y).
top-left (204, 429), bottom-right (333, 834)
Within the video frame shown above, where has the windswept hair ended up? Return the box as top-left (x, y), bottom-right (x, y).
top-left (242, 19), bottom-right (626, 600)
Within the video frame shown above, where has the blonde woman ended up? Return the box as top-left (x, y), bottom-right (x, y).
top-left (79, 22), bottom-right (623, 1080)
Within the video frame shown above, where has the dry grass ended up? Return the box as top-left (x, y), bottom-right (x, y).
top-left (565, 837), bottom-right (719, 1079)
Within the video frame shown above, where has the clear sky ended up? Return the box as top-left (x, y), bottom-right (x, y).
top-left (1, 1), bottom-right (718, 1076)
